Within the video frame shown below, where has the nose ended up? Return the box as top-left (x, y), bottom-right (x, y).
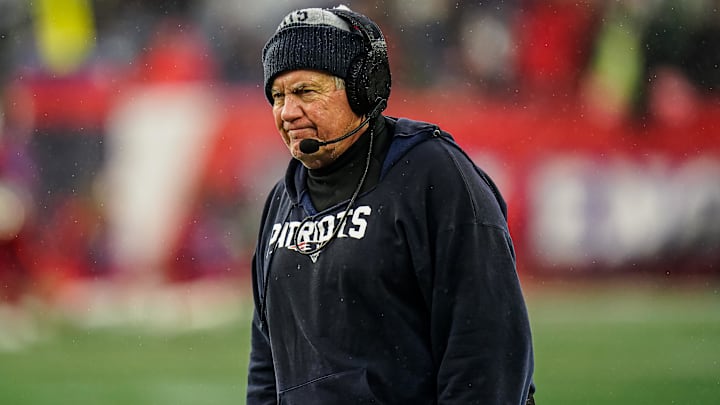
top-left (280, 95), bottom-right (302, 123)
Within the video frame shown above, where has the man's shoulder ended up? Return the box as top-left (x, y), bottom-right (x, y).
top-left (385, 116), bottom-right (441, 138)
top-left (382, 116), bottom-right (508, 218)
top-left (383, 116), bottom-right (466, 166)
top-left (385, 116), bottom-right (467, 154)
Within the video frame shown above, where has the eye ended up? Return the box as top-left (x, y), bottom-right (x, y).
top-left (271, 91), bottom-right (285, 105)
top-left (293, 86), bottom-right (311, 95)
top-left (294, 84), bottom-right (324, 99)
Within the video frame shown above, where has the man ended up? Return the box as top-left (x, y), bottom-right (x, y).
top-left (247, 6), bottom-right (535, 404)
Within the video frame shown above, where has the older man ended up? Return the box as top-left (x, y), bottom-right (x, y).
top-left (247, 6), bottom-right (535, 404)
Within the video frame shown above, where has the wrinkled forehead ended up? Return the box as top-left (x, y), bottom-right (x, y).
top-left (277, 8), bottom-right (351, 32)
top-left (271, 69), bottom-right (337, 90)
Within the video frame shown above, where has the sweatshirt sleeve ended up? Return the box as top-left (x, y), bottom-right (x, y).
top-left (246, 240), bottom-right (278, 404)
top-left (424, 141), bottom-right (534, 404)
top-left (246, 310), bottom-right (278, 405)
top-left (431, 223), bottom-right (534, 404)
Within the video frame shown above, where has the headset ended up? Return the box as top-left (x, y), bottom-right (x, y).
top-left (328, 8), bottom-right (391, 117)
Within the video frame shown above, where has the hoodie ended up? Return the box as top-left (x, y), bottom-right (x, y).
top-left (247, 117), bottom-right (535, 404)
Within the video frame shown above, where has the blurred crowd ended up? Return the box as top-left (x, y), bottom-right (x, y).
top-left (1, 0), bottom-right (719, 311)
top-left (2, 0), bottom-right (719, 110)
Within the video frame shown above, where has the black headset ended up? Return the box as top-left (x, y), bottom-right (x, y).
top-left (328, 8), bottom-right (391, 117)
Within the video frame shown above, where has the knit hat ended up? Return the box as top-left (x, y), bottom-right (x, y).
top-left (262, 7), bottom-right (367, 107)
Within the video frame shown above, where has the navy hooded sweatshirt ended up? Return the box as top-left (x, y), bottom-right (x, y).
top-left (247, 117), bottom-right (535, 404)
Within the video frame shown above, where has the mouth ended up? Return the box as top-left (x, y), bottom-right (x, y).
top-left (286, 127), bottom-right (316, 140)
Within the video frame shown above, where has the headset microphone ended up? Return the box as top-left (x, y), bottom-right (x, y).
top-left (299, 118), bottom-right (368, 154)
top-left (299, 98), bottom-right (387, 154)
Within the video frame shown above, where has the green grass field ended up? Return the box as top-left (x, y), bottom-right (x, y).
top-left (1, 279), bottom-right (718, 404)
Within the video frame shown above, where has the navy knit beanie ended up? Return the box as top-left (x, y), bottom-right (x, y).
top-left (262, 7), bottom-right (366, 105)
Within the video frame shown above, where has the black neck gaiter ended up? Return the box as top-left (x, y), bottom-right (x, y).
top-left (307, 118), bottom-right (390, 212)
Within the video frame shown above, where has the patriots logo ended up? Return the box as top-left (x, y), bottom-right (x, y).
top-left (288, 241), bottom-right (323, 262)
top-left (267, 205), bottom-right (372, 263)
top-left (288, 240), bottom-right (318, 253)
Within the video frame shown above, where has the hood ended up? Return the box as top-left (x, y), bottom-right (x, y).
top-left (282, 116), bottom-right (443, 215)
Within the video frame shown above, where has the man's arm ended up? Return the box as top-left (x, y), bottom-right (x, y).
top-left (246, 311), bottom-right (277, 404)
top-left (431, 223), bottom-right (534, 405)
top-left (246, 248), bottom-right (277, 405)
top-left (417, 135), bottom-right (534, 404)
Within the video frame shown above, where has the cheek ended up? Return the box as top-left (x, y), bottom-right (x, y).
top-left (272, 109), bottom-right (289, 142)
top-left (320, 106), bottom-right (356, 135)
top-left (272, 107), bottom-right (283, 129)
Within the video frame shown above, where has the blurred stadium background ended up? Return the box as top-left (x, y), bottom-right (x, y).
top-left (0, 0), bottom-right (718, 404)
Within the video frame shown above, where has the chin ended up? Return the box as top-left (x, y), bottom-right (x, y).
top-left (299, 155), bottom-right (327, 170)
top-left (289, 143), bottom-right (302, 158)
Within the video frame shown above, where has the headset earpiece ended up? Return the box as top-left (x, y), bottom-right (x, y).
top-left (329, 8), bottom-right (391, 117)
